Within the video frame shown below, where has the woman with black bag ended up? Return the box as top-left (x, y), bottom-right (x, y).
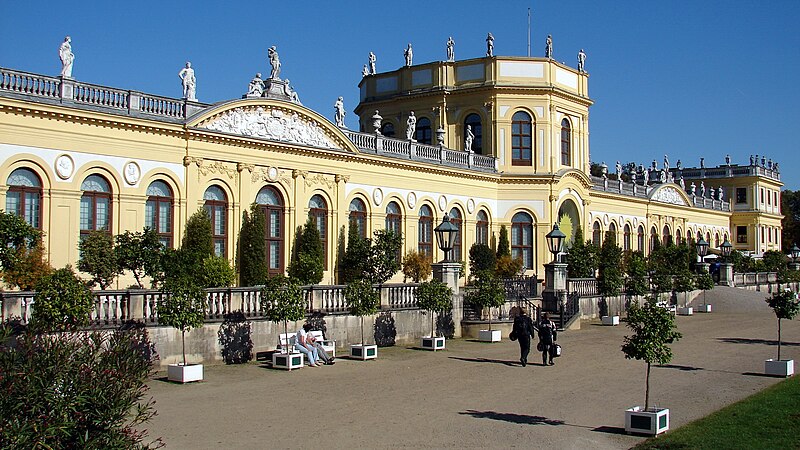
top-left (510, 308), bottom-right (534, 367)
top-left (536, 312), bottom-right (558, 366)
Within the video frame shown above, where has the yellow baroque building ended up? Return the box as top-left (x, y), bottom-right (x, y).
top-left (0, 52), bottom-right (783, 288)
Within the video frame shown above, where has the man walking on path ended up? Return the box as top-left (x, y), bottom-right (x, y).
top-left (537, 312), bottom-right (558, 366)
top-left (511, 308), bottom-right (535, 366)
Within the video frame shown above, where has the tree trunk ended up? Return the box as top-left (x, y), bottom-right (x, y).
top-left (181, 330), bottom-right (186, 366)
top-left (284, 320), bottom-right (290, 354)
top-left (778, 318), bottom-right (782, 361)
top-left (361, 316), bottom-right (365, 346)
top-left (645, 362), bottom-right (651, 411)
top-left (431, 312), bottom-right (436, 338)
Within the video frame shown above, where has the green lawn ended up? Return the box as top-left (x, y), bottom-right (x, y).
top-left (635, 375), bottom-right (800, 449)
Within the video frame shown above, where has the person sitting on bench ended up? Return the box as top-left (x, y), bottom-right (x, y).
top-left (304, 324), bottom-right (335, 365)
top-left (295, 324), bottom-right (322, 367)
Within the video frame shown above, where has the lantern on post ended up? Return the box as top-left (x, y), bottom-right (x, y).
top-left (434, 215), bottom-right (458, 262)
top-left (545, 222), bottom-right (566, 263)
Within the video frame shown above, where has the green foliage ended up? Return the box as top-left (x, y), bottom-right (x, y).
top-left (237, 206), bottom-right (268, 286)
top-left (339, 221), bottom-right (371, 283)
top-left (158, 275), bottom-right (206, 365)
top-left (30, 266), bottom-right (94, 332)
top-left (0, 326), bottom-right (161, 449)
top-left (673, 270), bottom-right (695, 293)
top-left (597, 231), bottom-right (623, 298)
top-left (78, 230), bottom-right (119, 289)
top-left (0, 211), bottom-right (40, 271)
top-left (622, 298), bottom-right (682, 409)
top-left (696, 272), bottom-right (714, 291)
top-left (469, 243), bottom-right (496, 274)
top-left (464, 271), bottom-right (506, 330)
top-left (415, 280), bottom-right (453, 338)
top-left (495, 255), bottom-right (524, 278)
top-left (345, 278), bottom-right (380, 345)
top-left (288, 218), bottom-right (324, 285)
top-left (201, 256), bottom-right (235, 287)
top-left (261, 275), bottom-right (306, 327)
top-left (1, 236), bottom-right (52, 291)
top-left (781, 190), bottom-right (800, 253)
top-left (368, 228), bottom-right (403, 284)
top-left (115, 228), bottom-right (164, 288)
top-left (496, 225), bottom-right (510, 258)
top-left (401, 251), bottom-right (432, 282)
top-left (766, 289), bottom-right (800, 361)
top-left (624, 251), bottom-right (650, 297)
top-left (762, 250), bottom-right (787, 272)
top-left (566, 226), bottom-right (597, 278)
top-left (182, 209), bottom-right (214, 262)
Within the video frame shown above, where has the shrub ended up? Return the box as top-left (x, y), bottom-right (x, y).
top-left (566, 226), bottom-right (597, 278)
top-left (288, 218), bottom-right (324, 285)
top-left (401, 251), bottom-right (432, 282)
top-left (469, 243), bottom-right (496, 274)
top-left (115, 228), bottom-right (164, 289)
top-left (0, 211), bottom-right (40, 271)
top-left (201, 256), bottom-right (235, 288)
top-left (237, 206), bottom-right (268, 286)
top-left (339, 221), bottom-right (371, 283)
top-left (597, 232), bottom-right (623, 314)
top-left (158, 275), bottom-right (206, 366)
top-left (415, 280), bottom-right (453, 338)
top-left (30, 266), bottom-right (94, 332)
top-left (261, 275), bottom-right (306, 351)
top-left (78, 230), bottom-right (119, 289)
top-left (495, 254), bottom-right (523, 278)
top-left (464, 272), bottom-right (505, 330)
top-left (496, 225), bottom-right (510, 258)
top-left (624, 251), bottom-right (649, 297)
top-left (346, 279), bottom-right (380, 346)
top-left (182, 209), bottom-right (214, 262)
top-left (1, 236), bottom-right (52, 291)
top-left (368, 229), bottom-right (403, 284)
top-left (673, 270), bottom-right (695, 308)
top-left (218, 312), bottom-right (253, 364)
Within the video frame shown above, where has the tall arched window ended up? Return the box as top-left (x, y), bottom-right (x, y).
top-left (608, 222), bottom-right (617, 244)
top-left (464, 113), bottom-right (482, 154)
top-left (204, 186), bottom-right (227, 257)
top-left (511, 111), bottom-right (532, 166)
top-left (381, 122), bottom-right (395, 138)
top-left (714, 233), bottom-right (720, 248)
top-left (385, 201), bottom-right (402, 233)
top-left (349, 198), bottom-right (367, 238)
top-left (6, 168), bottom-right (42, 229)
top-left (623, 224), bottom-right (631, 251)
top-left (592, 221), bottom-right (602, 247)
top-left (80, 174), bottom-right (112, 241)
top-left (418, 205), bottom-right (433, 261)
top-left (146, 181), bottom-right (173, 248)
top-left (662, 225), bottom-right (671, 246)
top-left (476, 210), bottom-right (489, 246)
top-left (512, 212), bottom-right (534, 269)
top-left (650, 227), bottom-right (658, 253)
top-left (257, 186), bottom-right (285, 277)
top-left (687, 230), bottom-right (693, 245)
top-left (309, 194), bottom-right (328, 270)
top-left (561, 118), bottom-right (572, 166)
top-left (637, 225), bottom-right (645, 251)
top-left (415, 117), bottom-right (432, 145)
top-left (449, 208), bottom-right (463, 262)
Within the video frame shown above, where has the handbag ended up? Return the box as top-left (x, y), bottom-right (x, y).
top-left (551, 343), bottom-right (562, 358)
top-left (509, 330), bottom-right (517, 341)
top-left (536, 342), bottom-right (543, 352)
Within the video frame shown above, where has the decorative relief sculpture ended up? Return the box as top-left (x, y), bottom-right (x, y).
top-left (200, 106), bottom-right (338, 149)
top-left (334, 97), bottom-right (346, 128)
top-left (446, 37), bottom-right (455, 62)
top-left (407, 191), bottom-right (417, 209)
top-left (486, 33), bottom-right (494, 57)
top-left (55, 154), bottom-right (74, 180)
top-left (438, 195), bottom-right (447, 212)
top-left (59, 36), bottom-right (74, 78)
top-left (404, 43), bottom-right (413, 67)
top-left (373, 188), bottom-right (383, 206)
top-left (124, 162), bottom-right (141, 185)
top-left (304, 173), bottom-right (335, 189)
top-left (268, 46), bottom-right (281, 80)
top-left (406, 111), bottom-right (416, 140)
top-left (369, 52), bottom-right (377, 75)
top-left (178, 62), bottom-right (197, 101)
top-left (247, 73), bottom-right (264, 97)
top-left (197, 161), bottom-right (237, 181)
top-left (651, 186), bottom-right (688, 206)
top-left (577, 48), bottom-right (586, 73)
top-left (467, 198), bottom-right (475, 214)
top-left (283, 79), bottom-right (301, 104)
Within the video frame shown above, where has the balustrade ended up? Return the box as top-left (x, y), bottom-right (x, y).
top-left (0, 69), bottom-right (60, 98)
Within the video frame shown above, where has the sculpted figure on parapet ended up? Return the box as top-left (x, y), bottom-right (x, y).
top-left (268, 46), bottom-right (281, 80)
top-left (59, 36), bottom-right (74, 78)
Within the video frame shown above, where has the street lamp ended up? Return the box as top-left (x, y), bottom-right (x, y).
top-left (545, 222), bottom-right (566, 263)
top-left (791, 244), bottom-right (800, 263)
top-left (696, 237), bottom-right (709, 259)
top-left (718, 238), bottom-right (734, 288)
top-left (434, 215), bottom-right (458, 262)
top-left (720, 239), bottom-right (733, 259)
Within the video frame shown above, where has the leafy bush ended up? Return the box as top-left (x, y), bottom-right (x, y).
top-left (0, 326), bottom-right (161, 449)
top-left (0, 211), bottom-right (40, 271)
top-left (566, 226), bottom-right (597, 278)
top-left (201, 256), bottom-right (235, 288)
top-left (261, 275), bottom-right (306, 351)
top-left (158, 275), bottom-right (206, 366)
top-left (415, 280), bottom-right (453, 338)
top-left (464, 272), bottom-right (506, 330)
top-left (339, 221), bottom-right (371, 283)
top-left (78, 230), bottom-right (119, 289)
top-left (401, 251), bottom-right (432, 282)
top-left (368, 229), bottom-right (403, 284)
top-left (288, 218), bottom-right (325, 285)
top-left (696, 272), bottom-right (714, 291)
top-left (496, 225), bottom-right (510, 258)
top-left (1, 236), bottom-right (52, 291)
top-left (218, 312), bottom-right (253, 364)
top-left (469, 243), bottom-right (496, 274)
top-left (30, 266), bottom-right (94, 332)
top-left (597, 232), bottom-right (623, 301)
top-left (495, 254), bottom-right (523, 278)
top-left (624, 251), bottom-right (649, 297)
top-left (182, 209), bottom-right (214, 262)
top-left (673, 270), bottom-right (695, 308)
top-left (115, 228), bottom-right (164, 289)
top-left (346, 279), bottom-right (380, 346)
top-left (237, 206), bottom-right (268, 287)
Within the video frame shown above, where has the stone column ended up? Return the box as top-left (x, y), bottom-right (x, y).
top-left (542, 261), bottom-right (567, 311)
top-left (432, 262), bottom-right (461, 295)
top-left (719, 263), bottom-right (734, 287)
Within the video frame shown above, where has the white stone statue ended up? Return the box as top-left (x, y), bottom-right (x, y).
top-left (369, 52), bottom-right (377, 75)
top-left (676, 159), bottom-right (682, 170)
top-left (247, 73), bottom-right (264, 97)
top-left (268, 46), bottom-right (281, 80)
top-left (486, 33), bottom-right (494, 57)
top-left (700, 157), bottom-right (705, 168)
top-left (283, 79), bottom-right (300, 104)
top-left (545, 35), bottom-right (553, 58)
top-left (699, 181), bottom-right (706, 198)
top-left (679, 176), bottom-right (685, 190)
top-left (59, 36), bottom-right (74, 78)
top-left (577, 48), bottom-right (586, 73)
top-left (362, 64), bottom-right (369, 77)
top-left (615, 161), bottom-right (622, 179)
top-left (372, 110), bottom-right (382, 135)
top-left (663, 154), bottom-right (670, 171)
top-left (725, 154), bottom-right (732, 165)
top-left (406, 111), bottom-right (417, 140)
top-left (718, 187), bottom-right (724, 201)
top-left (446, 36), bottom-right (455, 61)
top-left (465, 125), bottom-right (474, 152)
top-left (178, 61), bottom-right (196, 101)
top-left (642, 166), bottom-right (649, 185)
top-left (689, 182), bottom-right (696, 196)
top-left (404, 43), bottom-right (413, 67)
top-left (334, 96), bottom-right (346, 128)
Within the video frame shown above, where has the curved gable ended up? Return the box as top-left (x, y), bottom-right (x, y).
top-left (186, 98), bottom-right (358, 153)
top-left (649, 184), bottom-right (691, 207)
top-left (557, 168), bottom-right (592, 189)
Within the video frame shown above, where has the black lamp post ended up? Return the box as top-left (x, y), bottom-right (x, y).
top-left (791, 244), bottom-right (800, 263)
top-left (718, 238), bottom-right (734, 287)
top-left (720, 239), bottom-right (733, 260)
top-left (545, 223), bottom-right (566, 263)
top-left (695, 237), bottom-right (710, 273)
top-left (434, 215), bottom-right (458, 262)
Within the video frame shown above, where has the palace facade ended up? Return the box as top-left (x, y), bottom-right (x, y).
top-left (0, 49), bottom-right (783, 288)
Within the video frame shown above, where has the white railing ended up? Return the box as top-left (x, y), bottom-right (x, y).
top-left (138, 94), bottom-right (184, 118)
top-left (0, 69), bottom-right (61, 99)
top-left (415, 143), bottom-right (440, 161)
top-left (73, 83), bottom-right (129, 109)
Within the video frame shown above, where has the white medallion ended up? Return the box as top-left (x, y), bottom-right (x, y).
top-left (407, 192), bottom-right (417, 209)
top-left (438, 195), bottom-right (447, 212)
top-left (123, 161), bottom-right (141, 185)
top-left (467, 198), bottom-right (476, 214)
top-left (267, 166), bottom-right (279, 182)
top-left (603, 214), bottom-right (609, 225)
top-left (372, 188), bottom-right (384, 206)
top-left (55, 154), bottom-right (74, 180)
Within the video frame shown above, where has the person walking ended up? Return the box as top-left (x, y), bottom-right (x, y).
top-left (511, 307), bottom-right (535, 367)
top-left (536, 312), bottom-right (558, 366)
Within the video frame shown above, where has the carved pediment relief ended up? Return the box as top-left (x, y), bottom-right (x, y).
top-left (650, 186), bottom-right (689, 206)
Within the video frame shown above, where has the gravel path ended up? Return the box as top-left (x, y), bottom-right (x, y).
top-left (144, 287), bottom-right (799, 449)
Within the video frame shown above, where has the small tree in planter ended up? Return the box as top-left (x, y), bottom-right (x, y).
top-left (346, 278), bottom-right (380, 360)
top-left (764, 289), bottom-right (800, 377)
top-left (465, 271), bottom-right (506, 342)
top-left (621, 298), bottom-right (682, 435)
top-left (597, 232), bottom-right (623, 325)
top-left (673, 270), bottom-right (695, 315)
top-left (261, 275), bottom-right (307, 370)
top-left (696, 272), bottom-right (714, 312)
top-left (625, 251), bottom-right (649, 310)
top-left (415, 280), bottom-right (453, 350)
top-left (158, 275), bottom-right (206, 383)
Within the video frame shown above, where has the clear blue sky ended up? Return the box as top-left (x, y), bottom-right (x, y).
top-left (2, 1), bottom-right (798, 188)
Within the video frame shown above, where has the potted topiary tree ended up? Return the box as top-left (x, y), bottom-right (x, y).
top-left (598, 232), bottom-right (623, 325)
top-left (158, 275), bottom-right (207, 383)
top-left (622, 297), bottom-right (682, 435)
top-left (261, 275), bottom-right (307, 370)
top-left (346, 278), bottom-right (380, 360)
top-left (673, 270), bottom-right (695, 316)
top-left (695, 272), bottom-right (714, 313)
top-left (764, 289), bottom-right (800, 377)
top-left (465, 271), bottom-right (506, 342)
top-left (415, 279), bottom-right (453, 351)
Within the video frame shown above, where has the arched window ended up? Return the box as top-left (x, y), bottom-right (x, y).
top-left (349, 198), bottom-right (367, 238)
top-left (675, 229), bottom-right (683, 246)
top-left (592, 221), bottom-right (602, 247)
top-left (512, 212), bottom-right (534, 270)
top-left (561, 119), bottom-right (572, 166)
top-left (650, 227), bottom-right (658, 253)
top-left (706, 232), bottom-right (711, 244)
top-left (257, 186), bottom-right (285, 277)
top-left (449, 208), bottom-right (463, 262)
top-left (662, 225), bottom-right (671, 246)
top-left (476, 210), bottom-right (489, 246)
top-left (385, 201), bottom-right (402, 233)
top-left (608, 222), bottom-right (617, 244)
top-left (146, 181), bottom-right (173, 248)
top-left (309, 194), bottom-right (328, 269)
top-left (80, 174), bottom-right (112, 241)
top-left (464, 113), bottom-right (482, 154)
top-left (204, 186), bottom-right (227, 257)
top-left (6, 168), bottom-right (42, 229)
top-left (715, 233), bottom-right (720, 248)
top-left (623, 224), bottom-right (631, 251)
top-left (637, 225), bottom-right (645, 251)
top-left (418, 205), bottom-right (433, 261)
top-left (511, 111), bottom-right (532, 166)
top-left (381, 122), bottom-right (395, 138)
top-left (415, 117), bottom-right (432, 145)
top-left (687, 230), bottom-right (692, 245)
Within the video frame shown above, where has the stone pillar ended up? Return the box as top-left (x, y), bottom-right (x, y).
top-left (432, 262), bottom-right (461, 295)
top-left (719, 263), bottom-right (734, 287)
top-left (542, 261), bottom-right (567, 311)
top-left (59, 76), bottom-right (74, 102)
top-left (695, 262), bottom-right (710, 274)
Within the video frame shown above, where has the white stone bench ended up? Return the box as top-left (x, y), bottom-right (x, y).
top-left (277, 331), bottom-right (336, 358)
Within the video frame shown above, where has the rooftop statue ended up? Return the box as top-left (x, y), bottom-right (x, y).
top-left (486, 33), bottom-right (494, 57)
top-left (577, 48), bottom-right (586, 73)
top-left (446, 37), bottom-right (455, 62)
top-left (663, 154), bottom-right (669, 171)
top-left (689, 182), bottom-right (696, 196)
top-left (404, 43), bottom-right (413, 67)
top-left (465, 124), bottom-right (474, 152)
top-left (676, 159), bottom-right (682, 170)
top-left (268, 46), bottom-right (281, 80)
top-left (700, 181), bottom-right (706, 198)
top-left (750, 154), bottom-right (755, 166)
top-left (369, 52), bottom-right (376, 75)
top-left (334, 96), bottom-right (346, 128)
top-left (247, 73), bottom-right (264, 97)
top-left (406, 111), bottom-right (416, 140)
top-left (642, 165), bottom-right (649, 185)
top-left (679, 176), bottom-right (685, 190)
top-left (725, 154), bottom-right (731, 165)
top-left (545, 35), bottom-right (553, 59)
top-left (700, 157), bottom-right (705, 168)
top-left (362, 64), bottom-right (369, 78)
top-left (178, 61), bottom-right (196, 101)
top-left (615, 161), bottom-right (622, 179)
top-left (59, 36), bottom-right (74, 78)
top-left (372, 110), bottom-right (382, 135)
top-left (283, 79), bottom-right (300, 104)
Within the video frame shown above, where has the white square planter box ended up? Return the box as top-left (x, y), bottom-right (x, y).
top-left (272, 352), bottom-right (304, 370)
top-left (625, 406), bottom-right (669, 435)
top-left (478, 329), bottom-right (502, 342)
top-left (676, 307), bottom-right (693, 316)
top-left (167, 363), bottom-right (203, 383)
top-left (350, 344), bottom-right (378, 360)
top-left (765, 359), bottom-right (794, 377)
top-left (421, 336), bottom-right (446, 351)
top-left (695, 304), bottom-right (712, 313)
top-left (601, 315), bottom-right (620, 326)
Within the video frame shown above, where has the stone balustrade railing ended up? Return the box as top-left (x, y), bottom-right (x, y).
top-left (733, 271), bottom-right (778, 286)
top-left (679, 165), bottom-right (780, 182)
top-left (566, 278), bottom-right (598, 297)
top-left (0, 283), bottom-right (420, 326)
top-left (591, 176), bottom-right (730, 212)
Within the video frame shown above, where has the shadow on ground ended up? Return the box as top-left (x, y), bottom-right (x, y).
top-left (656, 363), bottom-right (704, 372)
top-left (591, 426), bottom-right (627, 435)
top-left (718, 337), bottom-right (800, 347)
top-left (448, 356), bottom-right (518, 367)
top-left (459, 410), bottom-right (565, 426)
